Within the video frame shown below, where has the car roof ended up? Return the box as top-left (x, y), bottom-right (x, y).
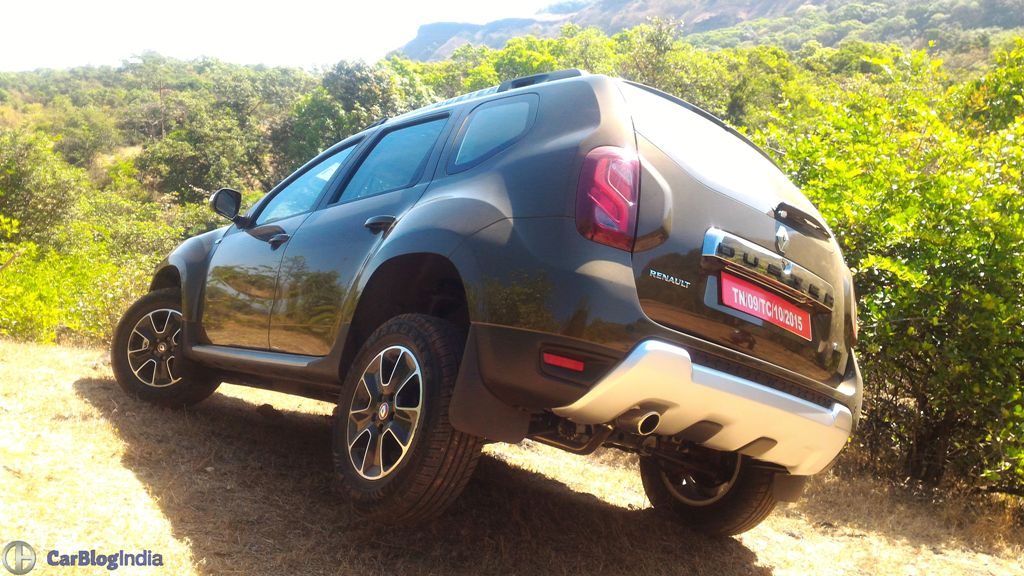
top-left (328, 69), bottom-right (776, 170)
top-left (384, 68), bottom-right (589, 127)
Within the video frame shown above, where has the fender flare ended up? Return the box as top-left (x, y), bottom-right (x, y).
top-left (150, 227), bottom-right (225, 323)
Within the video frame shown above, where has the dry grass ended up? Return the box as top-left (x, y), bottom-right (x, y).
top-left (1, 340), bottom-right (1021, 575)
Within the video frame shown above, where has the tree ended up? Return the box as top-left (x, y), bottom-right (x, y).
top-left (552, 24), bottom-right (617, 74)
top-left (758, 49), bottom-right (1024, 489)
top-left (493, 36), bottom-right (558, 80)
top-left (42, 96), bottom-right (121, 167)
top-left (322, 60), bottom-right (403, 127)
top-left (135, 92), bottom-right (253, 203)
top-left (270, 87), bottom-right (347, 177)
top-left (960, 38), bottom-right (1024, 131)
top-left (614, 17), bottom-right (682, 87)
top-left (0, 128), bottom-right (89, 243)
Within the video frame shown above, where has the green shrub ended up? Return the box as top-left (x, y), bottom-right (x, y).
top-left (757, 49), bottom-right (1024, 490)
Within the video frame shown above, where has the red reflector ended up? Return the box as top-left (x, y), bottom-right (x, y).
top-left (542, 352), bottom-right (585, 372)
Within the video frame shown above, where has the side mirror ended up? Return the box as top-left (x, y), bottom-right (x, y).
top-left (210, 188), bottom-right (247, 225)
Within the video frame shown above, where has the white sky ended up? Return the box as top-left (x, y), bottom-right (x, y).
top-left (0, 0), bottom-right (554, 71)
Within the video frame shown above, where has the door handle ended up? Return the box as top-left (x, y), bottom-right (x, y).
top-left (364, 215), bottom-right (396, 235)
top-left (268, 233), bottom-right (291, 249)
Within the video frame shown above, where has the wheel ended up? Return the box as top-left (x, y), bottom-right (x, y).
top-left (639, 451), bottom-right (777, 536)
top-left (111, 288), bottom-right (219, 407)
top-left (332, 314), bottom-right (483, 523)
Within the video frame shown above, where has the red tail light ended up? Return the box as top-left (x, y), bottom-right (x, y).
top-left (575, 146), bottom-right (640, 251)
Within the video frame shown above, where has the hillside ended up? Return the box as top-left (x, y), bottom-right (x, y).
top-left (399, 0), bottom-right (1024, 60)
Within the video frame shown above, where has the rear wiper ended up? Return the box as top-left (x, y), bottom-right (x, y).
top-left (774, 203), bottom-right (831, 240)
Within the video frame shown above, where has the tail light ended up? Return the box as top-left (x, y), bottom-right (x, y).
top-left (575, 146), bottom-right (639, 251)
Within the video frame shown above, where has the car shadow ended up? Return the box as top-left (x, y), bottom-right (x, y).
top-left (74, 378), bottom-right (771, 576)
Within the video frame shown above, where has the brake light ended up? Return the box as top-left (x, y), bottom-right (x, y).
top-left (576, 146), bottom-right (639, 251)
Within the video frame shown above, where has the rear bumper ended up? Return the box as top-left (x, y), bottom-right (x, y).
top-left (552, 339), bottom-right (854, 475)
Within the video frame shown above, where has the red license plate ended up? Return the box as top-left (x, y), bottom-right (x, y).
top-left (720, 272), bottom-right (812, 341)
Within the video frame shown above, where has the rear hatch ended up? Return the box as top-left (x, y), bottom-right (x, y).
top-left (620, 82), bottom-right (852, 383)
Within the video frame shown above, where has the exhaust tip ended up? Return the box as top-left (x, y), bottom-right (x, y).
top-left (637, 412), bottom-right (660, 435)
top-left (616, 409), bottom-right (661, 436)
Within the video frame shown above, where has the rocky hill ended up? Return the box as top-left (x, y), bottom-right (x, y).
top-left (399, 0), bottom-right (1024, 60)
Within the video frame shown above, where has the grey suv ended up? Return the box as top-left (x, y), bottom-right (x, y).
top-left (112, 69), bottom-right (862, 536)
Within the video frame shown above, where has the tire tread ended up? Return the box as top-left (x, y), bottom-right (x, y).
top-left (332, 314), bottom-right (483, 523)
top-left (110, 288), bottom-right (218, 408)
top-left (640, 455), bottom-right (778, 536)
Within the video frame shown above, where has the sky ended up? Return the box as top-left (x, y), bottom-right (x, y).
top-left (0, 0), bottom-right (554, 72)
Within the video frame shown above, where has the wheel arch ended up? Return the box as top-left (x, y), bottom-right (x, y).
top-left (150, 266), bottom-right (181, 292)
top-left (148, 228), bottom-right (225, 323)
top-left (337, 249), bottom-right (529, 443)
top-left (338, 252), bottom-right (470, 381)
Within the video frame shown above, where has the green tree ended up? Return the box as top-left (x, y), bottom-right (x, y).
top-left (960, 38), bottom-right (1024, 130)
top-left (135, 87), bottom-right (263, 203)
top-left (614, 17), bottom-right (682, 87)
top-left (270, 87), bottom-right (347, 177)
top-left (0, 128), bottom-right (89, 243)
top-left (552, 24), bottom-right (617, 74)
top-left (41, 97), bottom-right (121, 167)
top-left (493, 36), bottom-right (558, 81)
top-left (758, 49), bottom-right (1024, 489)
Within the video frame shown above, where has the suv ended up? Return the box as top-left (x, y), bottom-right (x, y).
top-left (112, 69), bottom-right (861, 536)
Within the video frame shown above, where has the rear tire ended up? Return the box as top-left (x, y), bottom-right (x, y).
top-left (332, 314), bottom-right (483, 523)
top-left (111, 288), bottom-right (219, 407)
top-left (639, 452), bottom-right (777, 536)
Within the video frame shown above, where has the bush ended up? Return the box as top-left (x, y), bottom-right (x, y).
top-left (757, 49), bottom-right (1024, 491)
top-left (0, 129), bottom-right (89, 243)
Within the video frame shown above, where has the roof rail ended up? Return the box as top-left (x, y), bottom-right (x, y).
top-left (497, 69), bottom-right (586, 92)
top-left (388, 69), bottom-right (587, 124)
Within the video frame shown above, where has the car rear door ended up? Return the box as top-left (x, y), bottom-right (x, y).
top-left (268, 113), bottom-right (454, 355)
top-left (620, 82), bottom-right (852, 382)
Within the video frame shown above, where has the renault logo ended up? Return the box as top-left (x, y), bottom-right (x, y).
top-left (775, 226), bottom-right (790, 255)
top-left (2, 541), bottom-right (35, 575)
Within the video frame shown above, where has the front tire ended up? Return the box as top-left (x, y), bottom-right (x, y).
top-left (111, 288), bottom-right (219, 407)
top-left (332, 314), bottom-right (483, 523)
top-left (639, 452), bottom-right (777, 536)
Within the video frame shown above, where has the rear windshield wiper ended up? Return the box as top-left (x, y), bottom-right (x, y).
top-left (775, 203), bottom-right (831, 241)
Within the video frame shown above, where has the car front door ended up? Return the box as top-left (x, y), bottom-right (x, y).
top-left (268, 114), bottom-right (452, 355)
top-left (202, 144), bottom-right (358, 349)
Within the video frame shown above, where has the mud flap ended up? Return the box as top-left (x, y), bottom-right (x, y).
top-left (772, 473), bottom-right (809, 502)
top-left (450, 325), bottom-right (531, 443)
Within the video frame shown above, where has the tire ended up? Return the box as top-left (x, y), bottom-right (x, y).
top-left (639, 452), bottom-right (777, 536)
top-left (111, 288), bottom-right (219, 407)
top-left (332, 314), bottom-right (483, 523)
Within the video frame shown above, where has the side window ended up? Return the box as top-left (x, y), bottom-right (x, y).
top-left (338, 117), bottom-right (447, 203)
top-left (256, 145), bottom-right (355, 225)
top-left (449, 94), bottom-right (537, 173)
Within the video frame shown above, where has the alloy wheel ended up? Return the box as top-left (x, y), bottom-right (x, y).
top-left (126, 309), bottom-right (183, 388)
top-left (661, 452), bottom-right (743, 507)
top-left (346, 345), bottom-right (424, 480)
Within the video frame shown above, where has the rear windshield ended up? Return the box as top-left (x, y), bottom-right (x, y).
top-left (618, 82), bottom-right (797, 204)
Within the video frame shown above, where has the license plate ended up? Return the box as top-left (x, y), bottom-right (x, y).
top-left (720, 272), bottom-right (812, 341)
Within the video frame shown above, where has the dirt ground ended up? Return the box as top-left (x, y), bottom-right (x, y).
top-left (1, 341), bottom-right (1021, 575)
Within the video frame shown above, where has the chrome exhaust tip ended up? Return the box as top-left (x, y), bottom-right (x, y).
top-left (616, 409), bottom-right (661, 436)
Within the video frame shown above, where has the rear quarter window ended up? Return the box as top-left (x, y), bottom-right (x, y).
top-left (449, 94), bottom-right (538, 173)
